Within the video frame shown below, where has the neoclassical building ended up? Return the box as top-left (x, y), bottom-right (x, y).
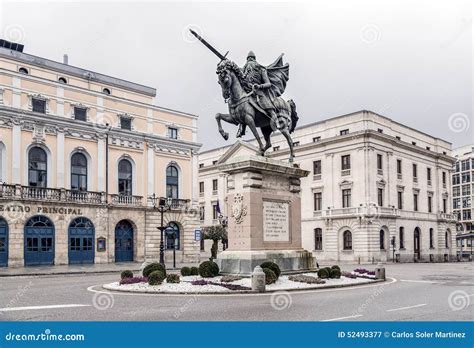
top-left (0, 41), bottom-right (201, 267)
top-left (199, 110), bottom-right (457, 263)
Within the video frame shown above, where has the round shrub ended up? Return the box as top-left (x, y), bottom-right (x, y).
top-left (331, 265), bottom-right (340, 271)
top-left (180, 266), bottom-right (191, 276)
top-left (199, 261), bottom-right (219, 278)
top-left (143, 263), bottom-right (166, 278)
top-left (260, 261), bottom-right (281, 278)
top-left (166, 274), bottom-right (180, 284)
top-left (148, 270), bottom-right (165, 286)
top-left (190, 266), bottom-right (199, 276)
top-left (262, 268), bottom-right (277, 285)
top-left (120, 270), bottom-right (133, 280)
top-left (330, 268), bottom-right (341, 279)
top-left (318, 267), bottom-right (329, 279)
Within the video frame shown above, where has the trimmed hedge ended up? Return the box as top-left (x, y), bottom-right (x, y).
top-left (143, 263), bottom-right (166, 278)
top-left (317, 268), bottom-right (330, 279)
top-left (330, 268), bottom-right (341, 279)
top-left (148, 270), bottom-right (166, 285)
top-left (199, 261), bottom-right (220, 278)
top-left (120, 270), bottom-right (133, 280)
top-left (262, 268), bottom-right (277, 284)
top-left (180, 267), bottom-right (191, 276)
top-left (166, 274), bottom-right (180, 283)
top-left (260, 261), bottom-right (281, 278)
top-left (190, 267), bottom-right (199, 276)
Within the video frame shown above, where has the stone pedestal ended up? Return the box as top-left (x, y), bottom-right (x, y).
top-left (216, 154), bottom-right (314, 275)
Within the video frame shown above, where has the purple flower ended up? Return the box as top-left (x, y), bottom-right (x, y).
top-left (119, 276), bottom-right (148, 285)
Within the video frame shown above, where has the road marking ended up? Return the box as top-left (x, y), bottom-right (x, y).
top-left (386, 303), bottom-right (427, 312)
top-left (400, 279), bottom-right (445, 284)
top-left (0, 304), bottom-right (90, 312)
top-left (321, 314), bottom-right (363, 322)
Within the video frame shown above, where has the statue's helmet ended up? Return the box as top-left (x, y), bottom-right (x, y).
top-left (247, 51), bottom-right (256, 60)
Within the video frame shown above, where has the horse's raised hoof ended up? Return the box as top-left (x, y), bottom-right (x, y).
top-left (223, 132), bottom-right (229, 140)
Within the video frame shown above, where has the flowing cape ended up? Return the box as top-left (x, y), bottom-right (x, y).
top-left (266, 54), bottom-right (289, 98)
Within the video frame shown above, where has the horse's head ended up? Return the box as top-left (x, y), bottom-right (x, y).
top-left (216, 60), bottom-right (233, 100)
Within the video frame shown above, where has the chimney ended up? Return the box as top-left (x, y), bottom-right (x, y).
top-left (63, 54), bottom-right (68, 65)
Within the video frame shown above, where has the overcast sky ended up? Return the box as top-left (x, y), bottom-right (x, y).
top-left (1, 0), bottom-right (472, 150)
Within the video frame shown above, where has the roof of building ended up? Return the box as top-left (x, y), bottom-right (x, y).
top-left (0, 46), bottom-right (157, 97)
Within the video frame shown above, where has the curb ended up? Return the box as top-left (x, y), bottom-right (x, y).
top-left (101, 278), bottom-right (386, 295)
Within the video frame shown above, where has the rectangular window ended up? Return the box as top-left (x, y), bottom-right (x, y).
top-left (199, 181), bottom-right (204, 194)
top-left (378, 188), bottom-right (384, 206)
top-left (342, 189), bottom-right (351, 208)
top-left (413, 193), bottom-right (418, 211)
top-left (398, 191), bottom-right (403, 209)
top-left (453, 198), bottom-right (460, 210)
top-left (293, 141), bottom-right (300, 147)
top-left (199, 206), bottom-right (205, 221)
top-left (120, 117), bottom-right (132, 130)
top-left (199, 163), bottom-right (204, 168)
top-left (212, 179), bottom-right (218, 192)
top-left (32, 98), bottom-right (46, 113)
top-left (341, 155), bottom-right (351, 170)
top-left (412, 163), bottom-right (417, 179)
top-left (453, 186), bottom-right (460, 197)
top-left (314, 229), bottom-right (322, 250)
top-left (462, 184), bottom-right (471, 196)
top-left (74, 107), bottom-right (87, 121)
top-left (461, 172), bottom-right (470, 183)
top-left (212, 160), bottom-right (218, 165)
top-left (461, 159), bottom-right (470, 171)
top-left (452, 174), bottom-right (459, 185)
top-left (426, 146), bottom-right (431, 151)
top-left (212, 204), bottom-right (219, 220)
top-left (396, 136), bottom-right (401, 140)
top-left (340, 129), bottom-right (349, 135)
top-left (427, 167), bottom-right (432, 182)
top-left (428, 196), bottom-right (432, 213)
top-left (397, 159), bottom-right (402, 179)
top-left (377, 128), bottom-right (383, 133)
top-left (313, 160), bottom-right (322, 175)
top-left (168, 127), bottom-right (178, 139)
top-left (313, 136), bottom-right (321, 142)
top-left (273, 146), bottom-right (280, 151)
top-left (314, 192), bottom-right (322, 211)
top-left (377, 154), bottom-right (383, 171)
top-left (412, 141), bottom-right (417, 146)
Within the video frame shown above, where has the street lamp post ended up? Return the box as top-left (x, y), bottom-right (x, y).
top-left (151, 194), bottom-right (172, 266)
top-left (165, 226), bottom-right (177, 269)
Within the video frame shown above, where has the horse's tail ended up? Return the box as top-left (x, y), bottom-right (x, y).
top-left (288, 99), bottom-right (298, 133)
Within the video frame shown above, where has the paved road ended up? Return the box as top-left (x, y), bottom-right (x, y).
top-left (0, 263), bottom-right (472, 321)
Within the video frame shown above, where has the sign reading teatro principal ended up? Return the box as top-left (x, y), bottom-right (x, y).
top-left (263, 200), bottom-right (289, 242)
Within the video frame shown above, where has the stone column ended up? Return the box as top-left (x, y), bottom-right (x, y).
top-left (56, 128), bottom-right (65, 188)
top-left (11, 121), bottom-right (21, 184)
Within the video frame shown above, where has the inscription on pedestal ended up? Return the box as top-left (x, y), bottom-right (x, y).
top-left (263, 201), bottom-right (289, 242)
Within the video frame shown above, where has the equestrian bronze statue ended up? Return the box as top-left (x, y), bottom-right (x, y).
top-left (190, 30), bottom-right (299, 162)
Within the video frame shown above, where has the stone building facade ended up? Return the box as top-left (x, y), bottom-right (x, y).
top-left (452, 144), bottom-right (474, 258)
top-left (199, 110), bottom-right (457, 263)
top-left (0, 42), bottom-right (201, 267)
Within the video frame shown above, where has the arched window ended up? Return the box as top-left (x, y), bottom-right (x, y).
top-left (429, 228), bottom-right (434, 248)
top-left (165, 222), bottom-right (180, 250)
top-left (445, 230), bottom-right (450, 248)
top-left (19, 67), bottom-right (28, 75)
top-left (314, 228), bottom-right (322, 250)
top-left (379, 230), bottom-right (385, 250)
top-left (58, 77), bottom-right (67, 84)
top-left (102, 88), bottom-right (111, 95)
top-left (25, 215), bottom-right (53, 227)
top-left (343, 230), bottom-right (352, 250)
top-left (28, 147), bottom-right (47, 187)
top-left (166, 165), bottom-right (179, 199)
top-left (71, 153), bottom-right (87, 191)
top-left (399, 227), bottom-right (405, 249)
top-left (118, 159), bottom-right (132, 195)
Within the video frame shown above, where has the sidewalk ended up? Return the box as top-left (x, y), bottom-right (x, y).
top-left (0, 261), bottom-right (199, 277)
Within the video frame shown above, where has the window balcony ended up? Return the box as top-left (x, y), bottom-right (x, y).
top-left (341, 169), bottom-right (351, 177)
top-left (320, 205), bottom-right (399, 219)
top-left (427, 180), bottom-right (432, 186)
top-left (377, 169), bottom-right (383, 176)
top-left (313, 174), bottom-right (322, 181)
top-left (110, 194), bottom-right (143, 206)
top-left (397, 173), bottom-right (402, 180)
top-left (212, 190), bottom-right (218, 196)
top-left (413, 177), bottom-right (418, 183)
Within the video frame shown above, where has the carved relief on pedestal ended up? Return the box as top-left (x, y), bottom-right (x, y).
top-left (231, 193), bottom-right (247, 224)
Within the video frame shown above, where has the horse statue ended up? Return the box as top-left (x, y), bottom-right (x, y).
top-left (188, 29), bottom-right (299, 162)
top-left (215, 59), bottom-right (299, 162)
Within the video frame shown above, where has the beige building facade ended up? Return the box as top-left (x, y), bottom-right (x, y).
top-left (0, 43), bottom-right (201, 267)
top-left (199, 110), bottom-right (457, 263)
